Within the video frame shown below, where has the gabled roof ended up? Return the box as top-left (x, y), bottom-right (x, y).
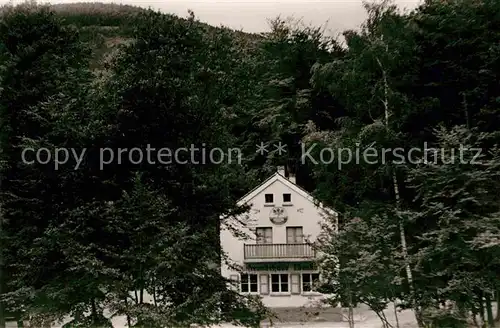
top-left (237, 172), bottom-right (337, 217)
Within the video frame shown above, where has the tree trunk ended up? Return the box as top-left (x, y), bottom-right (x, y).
top-left (479, 291), bottom-right (485, 324)
top-left (495, 289), bottom-right (500, 322)
top-left (374, 309), bottom-right (393, 328)
top-left (91, 298), bottom-right (98, 324)
top-left (124, 297), bottom-right (132, 327)
top-left (348, 305), bottom-right (354, 328)
top-left (486, 292), bottom-right (494, 327)
top-left (472, 301), bottom-right (480, 328)
top-left (0, 297), bottom-right (4, 328)
top-left (0, 185), bottom-right (5, 328)
top-left (347, 289), bottom-right (355, 328)
top-left (376, 54), bottom-right (421, 327)
top-left (393, 302), bottom-right (400, 328)
top-left (152, 281), bottom-right (157, 306)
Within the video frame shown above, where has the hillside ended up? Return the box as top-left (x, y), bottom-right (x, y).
top-left (48, 2), bottom-right (263, 68)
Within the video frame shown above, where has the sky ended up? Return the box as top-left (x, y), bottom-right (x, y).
top-left (5, 0), bottom-right (422, 34)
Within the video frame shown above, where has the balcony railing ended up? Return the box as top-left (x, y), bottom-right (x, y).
top-left (244, 243), bottom-right (315, 261)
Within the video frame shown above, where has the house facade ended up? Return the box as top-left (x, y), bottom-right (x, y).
top-left (220, 167), bottom-right (338, 310)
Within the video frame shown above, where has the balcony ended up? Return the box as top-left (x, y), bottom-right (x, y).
top-left (243, 243), bottom-right (315, 262)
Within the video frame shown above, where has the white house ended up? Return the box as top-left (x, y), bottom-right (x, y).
top-left (220, 167), bottom-right (341, 324)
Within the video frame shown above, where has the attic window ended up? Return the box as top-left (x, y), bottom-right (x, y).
top-left (283, 193), bottom-right (291, 203)
top-left (265, 194), bottom-right (274, 203)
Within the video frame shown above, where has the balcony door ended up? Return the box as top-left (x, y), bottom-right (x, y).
top-left (256, 227), bottom-right (272, 244)
top-left (286, 227), bottom-right (303, 243)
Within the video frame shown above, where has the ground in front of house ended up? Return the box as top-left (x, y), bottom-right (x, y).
top-left (6, 303), bottom-right (421, 328)
top-left (9, 302), bottom-right (499, 328)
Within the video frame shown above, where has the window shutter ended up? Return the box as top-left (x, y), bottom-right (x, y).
top-left (230, 274), bottom-right (239, 292)
top-left (291, 274), bottom-right (300, 294)
top-left (260, 274), bottom-right (269, 295)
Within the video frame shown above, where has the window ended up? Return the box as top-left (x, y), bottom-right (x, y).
top-left (286, 227), bottom-right (303, 243)
top-left (271, 274), bottom-right (289, 293)
top-left (302, 273), bottom-right (320, 292)
top-left (265, 194), bottom-right (274, 203)
top-left (241, 274), bottom-right (258, 293)
top-left (283, 193), bottom-right (291, 203)
top-left (256, 227), bottom-right (272, 244)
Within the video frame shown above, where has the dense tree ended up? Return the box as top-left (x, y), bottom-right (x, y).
top-left (0, 3), bottom-right (98, 326)
top-left (1, 3), bottom-right (266, 327)
top-left (405, 126), bottom-right (500, 327)
top-left (93, 9), bottom-right (267, 326)
top-left (309, 0), bottom-right (500, 326)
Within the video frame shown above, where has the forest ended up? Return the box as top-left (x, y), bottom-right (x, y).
top-left (1, 0), bottom-right (500, 327)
